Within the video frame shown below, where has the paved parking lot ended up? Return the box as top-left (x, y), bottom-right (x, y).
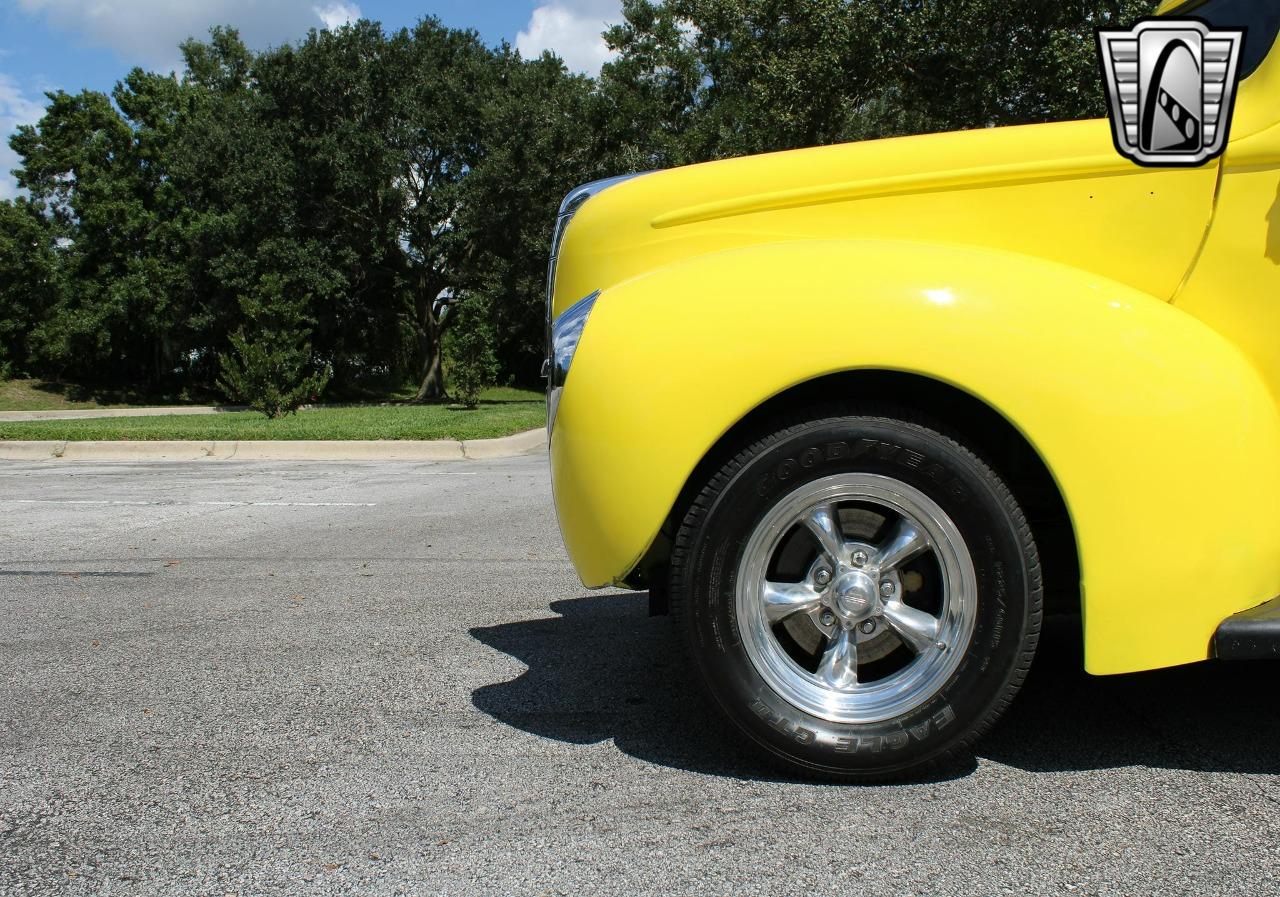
top-left (1, 456), bottom-right (1278, 896)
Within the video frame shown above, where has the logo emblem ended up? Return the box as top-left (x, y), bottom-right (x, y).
top-left (1097, 19), bottom-right (1246, 167)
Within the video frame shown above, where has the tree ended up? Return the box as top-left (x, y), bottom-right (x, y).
top-left (599, 1), bottom-right (705, 170)
top-left (0, 198), bottom-right (62, 377)
top-left (380, 19), bottom-right (495, 402)
top-left (459, 48), bottom-right (607, 385)
top-left (172, 27), bottom-right (279, 390)
top-left (246, 23), bottom-right (409, 392)
top-left (604, 0), bottom-right (1156, 162)
top-left (11, 72), bottom-right (192, 387)
top-left (881, 0), bottom-right (1156, 136)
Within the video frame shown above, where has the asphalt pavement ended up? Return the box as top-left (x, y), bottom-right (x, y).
top-left (1, 456), bottom-right (1278, 896)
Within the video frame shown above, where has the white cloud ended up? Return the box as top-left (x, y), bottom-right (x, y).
top-left (0, 74), bottom-right (47, 201)
top-left (14, 0), bottom-right (362, 71)
top-left (313, 2), bottom-right (360, 31)
top-left (516, 0), bottom-right (623, 75)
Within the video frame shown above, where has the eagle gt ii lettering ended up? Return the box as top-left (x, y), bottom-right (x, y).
top-left (544, 0), bottom-right (1280, 781)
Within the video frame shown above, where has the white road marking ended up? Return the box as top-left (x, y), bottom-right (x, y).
top-left (4, 499), bottom-right (379, 508)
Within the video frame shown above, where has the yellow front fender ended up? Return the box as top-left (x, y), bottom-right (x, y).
top-left (551, 239), bottom-right (1280, 675)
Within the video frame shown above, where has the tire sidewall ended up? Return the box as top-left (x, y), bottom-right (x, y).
top-left (680, 416), bottom-right (1034, 777)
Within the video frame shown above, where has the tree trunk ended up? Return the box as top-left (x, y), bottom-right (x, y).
top-left (412, 297), bottom-right (447, 402)
top-left (414, 339), bottom-right (446, 401)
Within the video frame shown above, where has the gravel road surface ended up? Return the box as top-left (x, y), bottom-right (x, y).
top-left (1, 457), bottom-right (1277, 896)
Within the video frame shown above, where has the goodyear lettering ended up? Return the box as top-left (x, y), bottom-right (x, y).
top-left (764, 440), bottom-right (969, 501)
top-left (847, 438), bottom-right (880, 461)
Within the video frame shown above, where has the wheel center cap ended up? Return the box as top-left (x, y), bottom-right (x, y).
top-left (831, 570), bottom-right (878, 622)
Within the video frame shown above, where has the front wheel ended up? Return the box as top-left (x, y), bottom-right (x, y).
top-left (670, 407), bottom-right (1042, 781)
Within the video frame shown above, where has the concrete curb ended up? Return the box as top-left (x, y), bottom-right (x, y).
top-left (0, 428), bottom-right (548, 462)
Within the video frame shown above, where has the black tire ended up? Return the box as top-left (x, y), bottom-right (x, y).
top-left (669, 406), bottom-right (1042, 782)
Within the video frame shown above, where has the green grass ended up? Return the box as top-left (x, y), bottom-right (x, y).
top-left (0, 387), bottom-right (546, 441)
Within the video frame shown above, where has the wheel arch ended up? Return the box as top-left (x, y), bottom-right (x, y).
top-left (636, 370), bottom-right (1081, 623)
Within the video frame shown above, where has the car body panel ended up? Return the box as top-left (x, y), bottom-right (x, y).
top-left (552, 239), bottom-right (1280, 675)
top-left (1172, 126), bottom-right (1280, 400)
top-left (1164, 3), bottom-right (1280, 403)
top-left (552, 119), bottom-right (1217, 324)
top-left (548, 6), bottom-right (1280, 677)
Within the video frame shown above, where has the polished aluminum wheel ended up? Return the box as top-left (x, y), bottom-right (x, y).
top-left (736, 474), bottom-right (978, 724)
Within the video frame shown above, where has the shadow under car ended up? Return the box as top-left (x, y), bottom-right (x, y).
top-left (470, 594), bottom-right (1280, 781)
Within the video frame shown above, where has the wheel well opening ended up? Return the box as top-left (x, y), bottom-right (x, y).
top-left (639, 370), bottom-right (1081, 619)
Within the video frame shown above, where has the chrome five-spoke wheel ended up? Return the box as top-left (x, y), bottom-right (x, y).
top-left (738, 474), bottom-right (977, 724)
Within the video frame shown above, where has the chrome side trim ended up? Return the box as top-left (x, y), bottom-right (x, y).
top-left (547, 290), bottom-right (601, 435)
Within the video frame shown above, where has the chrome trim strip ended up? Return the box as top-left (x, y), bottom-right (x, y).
top-left (547, 290), bottom-right (602, 435)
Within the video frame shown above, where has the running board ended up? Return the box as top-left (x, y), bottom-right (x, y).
top-left (1213, 596), bottom-right (1280, 660)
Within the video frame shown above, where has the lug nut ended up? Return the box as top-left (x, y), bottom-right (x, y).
top-left (859, 620), bottom-right (877, 635)
top-left (820, 611), bottom-right (835, 626)
top-left (880, 581), bottom-right (894, 597)
top-left (852, 550), bottom-right (869, 567)
top-left (814, 569), bottom-right (832, 586)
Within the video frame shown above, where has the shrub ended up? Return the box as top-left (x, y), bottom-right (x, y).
top-left (445, 298), bottom-right (498, 409)
top-left (217, 277), bottom-right (330, 419)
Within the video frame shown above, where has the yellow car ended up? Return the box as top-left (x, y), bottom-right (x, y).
top-left (545, 0), bottom-right (1280, 780)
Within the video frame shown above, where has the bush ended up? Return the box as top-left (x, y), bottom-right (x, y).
top-left (445, 297), bottom-right (499, 409)
top-left (217, 277), bottom-right (330, 419)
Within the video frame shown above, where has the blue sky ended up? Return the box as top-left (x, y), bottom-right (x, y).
top-left (0, 0), bottom-right (623, 198)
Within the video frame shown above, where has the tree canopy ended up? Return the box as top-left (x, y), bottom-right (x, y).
top-left (0, 1), bottom-right (1152, 400)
